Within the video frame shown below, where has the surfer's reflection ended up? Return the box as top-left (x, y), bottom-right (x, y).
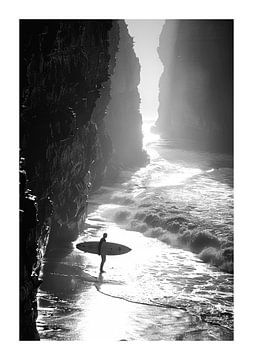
top-left (98, 273), bottom-right (104, 282)
top-left (96, 273), bottom-right (104, 291)
top-left (96, 272), bottom-right (125, 288)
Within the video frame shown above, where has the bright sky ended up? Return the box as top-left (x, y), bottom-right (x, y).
top-left (126, 19), bottom-right (165, 123)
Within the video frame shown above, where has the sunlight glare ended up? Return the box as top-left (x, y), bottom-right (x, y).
top-left (142, 121), bottom-right (160, 149)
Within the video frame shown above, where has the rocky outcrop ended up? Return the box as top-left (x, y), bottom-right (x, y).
top-left (154, 20), bottom-right (233, 153)
top-left (20, 168), bottom-right (41, 340)
top-left (88, 21), bottom-right (119, 189)
top-left (20, 19), bottom-right (146, 341)
top-left (20, 19), bottom-right (114, 340)
top-left (103, 20), bottom-right (147, 172)
top-left (19, 20), bottom-right (118, 340)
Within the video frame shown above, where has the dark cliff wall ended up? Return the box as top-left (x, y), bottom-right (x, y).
top-left (20, 19), bottom-right (146, 340)
top-left (104, 20), bottom-right (147, 170)
top-left (88, 21), bottom-right (119, 188)
top-left (154, 20), bottom-right (233, 153)
top-left (20, 19), bottom-right (117, 340)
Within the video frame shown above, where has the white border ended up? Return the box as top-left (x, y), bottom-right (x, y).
top-left (1, 0), bottom-right (252, 359)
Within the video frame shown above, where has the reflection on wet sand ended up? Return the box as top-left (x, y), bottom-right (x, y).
top-left (38, 131), bottom-right (233, 341)
top-left (38, 223), bottom-right (233, 340)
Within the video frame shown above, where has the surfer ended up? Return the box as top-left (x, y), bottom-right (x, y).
top-left (98, 233), bottom-right (107, 273)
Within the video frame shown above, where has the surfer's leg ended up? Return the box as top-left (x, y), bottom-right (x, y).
top-left (100, 254), bottom-right (106, 272)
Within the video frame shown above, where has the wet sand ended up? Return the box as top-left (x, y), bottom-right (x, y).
top-left (38, 228), bottom-right (233, 341)
top-left (37, 137), bottom-right (233, 341)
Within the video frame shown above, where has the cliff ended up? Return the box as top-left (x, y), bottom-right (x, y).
top-left (154, 20), bottom-right (233, 153)
top-left (103, 20), bottom-right (147, 170)
top-left (19, 19), bottom-right (145, 340)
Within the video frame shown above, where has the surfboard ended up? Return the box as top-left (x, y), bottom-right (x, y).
top-left (76, 241), bottom-right (131, 256)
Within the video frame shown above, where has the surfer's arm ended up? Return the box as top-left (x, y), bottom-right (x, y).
top-left (98, 238), bottom-right (103, 255)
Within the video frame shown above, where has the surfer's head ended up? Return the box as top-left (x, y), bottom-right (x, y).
top-left (103, 233), bottom-right (107, 238)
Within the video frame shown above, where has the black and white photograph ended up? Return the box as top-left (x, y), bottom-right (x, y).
top-left (1, 0), bottom-right (251, 354)
top-left (19, 17), bottom-right (234, 342)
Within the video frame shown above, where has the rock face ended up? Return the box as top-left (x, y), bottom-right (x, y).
top-left (154, 20), bottom-right (233, 153)
top-left (20, 20), bottom-right (145, 340)
top-left (104, 20), bottom-right (147, 170)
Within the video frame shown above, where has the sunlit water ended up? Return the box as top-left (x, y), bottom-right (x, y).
top-left (38, 124), bottom-right (233, 341)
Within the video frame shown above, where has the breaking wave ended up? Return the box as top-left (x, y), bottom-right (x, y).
top-left (96, 141), bottom-right (233, 274)
top-left (110, 198), bottom-right (233, 273)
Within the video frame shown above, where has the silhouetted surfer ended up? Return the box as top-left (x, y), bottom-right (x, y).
top-left (98, 233), bottom-right (107, 273)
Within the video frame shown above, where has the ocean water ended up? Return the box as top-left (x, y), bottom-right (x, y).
top-left (38, 125), bottom-right (233, 340)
